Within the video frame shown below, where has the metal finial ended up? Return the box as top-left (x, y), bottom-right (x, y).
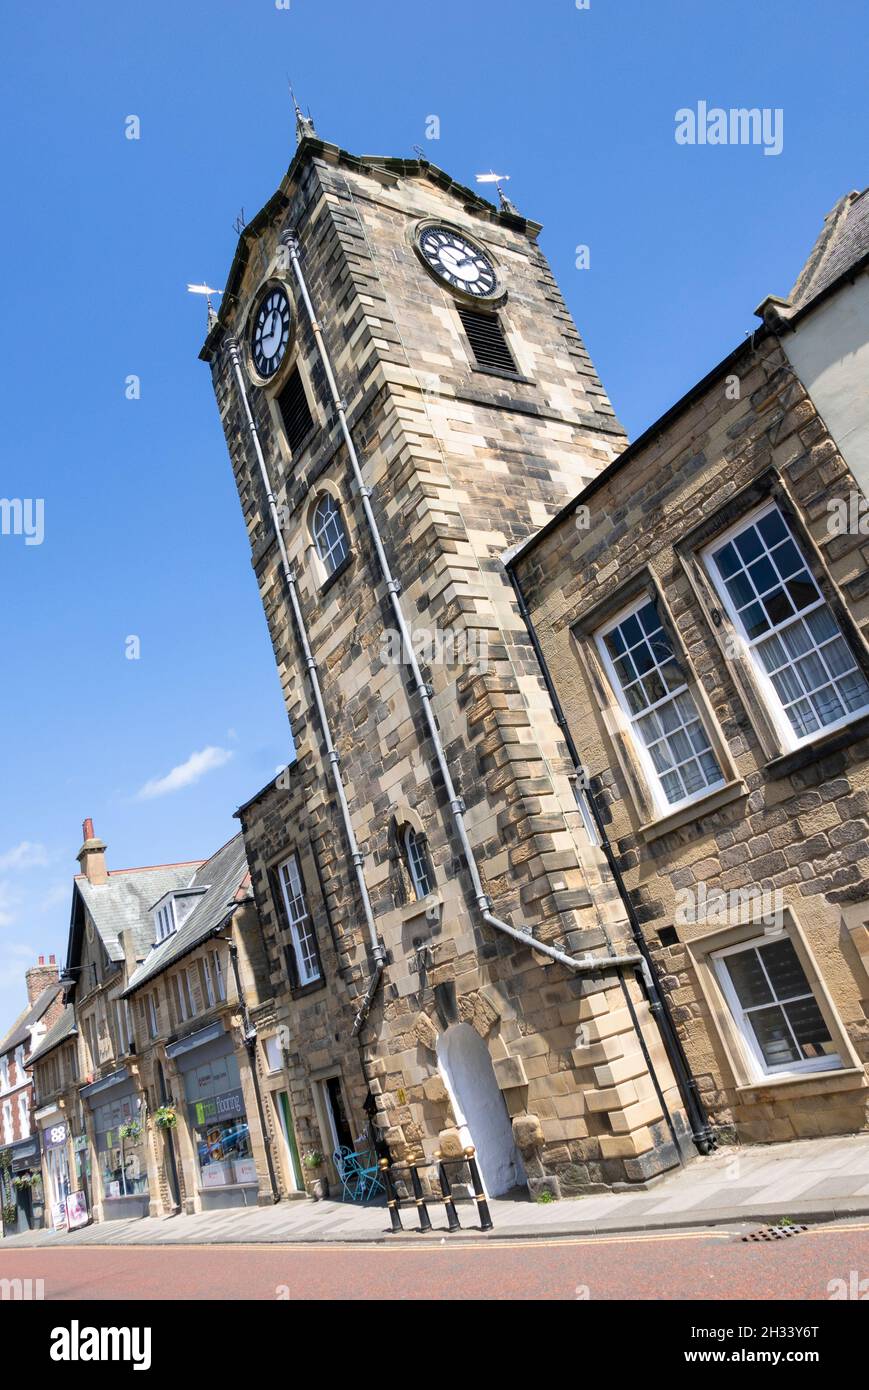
top-left (288, 80), bottom-right (317, 144)
top-left (475, 171), bottom-right (519, 216)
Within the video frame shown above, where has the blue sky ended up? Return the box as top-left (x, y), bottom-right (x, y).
top-left (1, 0), bottom-right (866, 1022)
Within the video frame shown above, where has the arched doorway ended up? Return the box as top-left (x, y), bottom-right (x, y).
top-left (437, 1024), bottom-right (525, 1197)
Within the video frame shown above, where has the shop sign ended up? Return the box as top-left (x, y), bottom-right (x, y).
top-left (65, 1191), bottom-right (89, 1230)
top-left (191, 1087), bottom-right (245, 1127)
top-left (43, 1122), bottom-right (68, 1151)
top-left (72, 1134), bottom-right (88, 1154)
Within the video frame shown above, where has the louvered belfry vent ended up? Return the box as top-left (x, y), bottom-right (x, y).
top-left (457, 306), bottom-right (517, 374)
top-left (277, 366), bottom-right (315, 455)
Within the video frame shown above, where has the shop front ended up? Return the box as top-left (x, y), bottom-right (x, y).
top-left (39, 1116), bottom-right (72, 1230)
top-left (166, 1024), bottom-right (259, 1211)
top-left (1, 1135), bottom-right (44, 1234)
top-left (80, 1068), bottom-right (150, 1221)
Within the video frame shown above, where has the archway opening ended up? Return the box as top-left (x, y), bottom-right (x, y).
top-left (437, 1024), bottom-right (525, 1197)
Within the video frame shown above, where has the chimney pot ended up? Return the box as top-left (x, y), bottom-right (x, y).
top-left (25, 955), bottom-right (59, 1005)
top-left (82, 817), bottom-right (95, 841)
top-left (77, 818), bottom-right (108, 885)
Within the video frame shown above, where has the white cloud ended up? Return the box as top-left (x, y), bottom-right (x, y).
top-left (0, 841), bottom-right (49, 871)
top-left (136, 746), bottom-right (233, 800)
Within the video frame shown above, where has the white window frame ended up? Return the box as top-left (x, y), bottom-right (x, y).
top-left (211, 949), bottom-right (226, 1002)
top-left (702, 500), bottom-right (869, 753)
top-left (174, 970), bottom-right (194, 1023)
top-left (277, 854), bottom-right (322, 987)
top-left (404, 826), bottom-right (434, 900)
top-left (311, 494), bottom-right (350, 578)
top-left (712, 932), bottom-right (841, 1081)
top-left (146, 993), bottom-right (159, 1039)
top-left (596, 594), bottom-right (726, 816)
top-left (18, 1092), bottom-right (29, 1135)
top-left (202, 955), bottom-right (216, 1008)
top-left (154, 900), bottom-right (177, 943)
top-left (114, 998), bottom-right (131, 1055)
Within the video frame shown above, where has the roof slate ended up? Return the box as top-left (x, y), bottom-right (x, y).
top-left (124, 834), bottom-right (250, 994)
top-left (789, 188), bottom-right (869, 309)
top-left (76, 862), bottom-right (202, 963)
top-left (27, 1004), bottom-right (76, 1067)
top-left (0, 982), bottom-right (64, 1057)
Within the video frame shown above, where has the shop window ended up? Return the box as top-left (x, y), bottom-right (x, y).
top-left (92, 1094), bottom-right (148, 1200)
top-left (703, 502), bottom-right (869, 750)
top-left (183, 1052), bottom-right (257, 1190)
top-left (596, 596), bottom-right (725, 813)
top-left (713, 934), bottom-right (841, 1079)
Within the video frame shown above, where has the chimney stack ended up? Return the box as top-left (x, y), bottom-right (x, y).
top-left (25, 954), bottom-right (59, 1005)
top-left (77, 817), bottom-right (108, 886)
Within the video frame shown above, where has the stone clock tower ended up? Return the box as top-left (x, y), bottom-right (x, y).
top-left (201, 114), bottom-right (697, 1198)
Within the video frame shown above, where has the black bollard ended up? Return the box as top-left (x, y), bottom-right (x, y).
top-left (380, 1157), bottom-right (404, 1233)
top-left (435, 1151), bottom-right (462, 1233)
top-left (408, 1157), bottom-right (433, 1232)
top-left (464, 1145), bottom-right (494, 1231)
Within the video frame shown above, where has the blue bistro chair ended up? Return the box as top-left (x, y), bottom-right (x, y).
top-left (333, 1147), bottom-right (385, 1203)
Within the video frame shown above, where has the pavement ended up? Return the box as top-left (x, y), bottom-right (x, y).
top-left (3, 1133), bottom-right (868, 1248)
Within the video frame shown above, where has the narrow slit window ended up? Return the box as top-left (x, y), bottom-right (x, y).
top-left (404, 826), bottom-right (434, 900)
top-left (278, 854), bottom-right (321, 987)
top-left (277, 365), bottom-right (315, 455)
top-left (457, 306), bottom-right (517, 374)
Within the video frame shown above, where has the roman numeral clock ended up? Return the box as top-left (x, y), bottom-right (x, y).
top-left (415, 224), bottom-right (500, 300)
top-left (248, 281), bottom-right (293, 383)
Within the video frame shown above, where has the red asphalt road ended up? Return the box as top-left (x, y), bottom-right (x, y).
top-left (3, 1224), bottom-right (868, 1300)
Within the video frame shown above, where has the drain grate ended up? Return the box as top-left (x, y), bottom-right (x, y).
top-left (742, 1223), bottom-right (808, 1242)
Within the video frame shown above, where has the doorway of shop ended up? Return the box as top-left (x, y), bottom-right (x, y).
top-left (276, 1091), bottom-right (303, 1192)
top-left (320, 1075), bottom-right (355, 1159)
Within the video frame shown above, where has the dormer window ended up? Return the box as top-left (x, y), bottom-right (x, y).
top-left (152, 888), bottom-right (205, 945)
top-left (155, 901), bottom-right (176, 942)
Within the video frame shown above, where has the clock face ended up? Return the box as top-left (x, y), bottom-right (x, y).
top-left (418, 226), bottom-right (498, 298)
top-left (251, 285), bottom-right (292, 380)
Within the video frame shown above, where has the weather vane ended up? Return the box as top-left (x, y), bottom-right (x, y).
top-left (186, 283), bottom-right (224, 329)
top-left (475, 170), bottom-right (519, 216)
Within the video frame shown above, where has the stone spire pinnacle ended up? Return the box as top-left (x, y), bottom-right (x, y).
top-left (289, 83), bottom-right (317, 145)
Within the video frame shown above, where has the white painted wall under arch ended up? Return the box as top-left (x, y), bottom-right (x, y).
top-left (437, 1024), bottom-right (525, 1197)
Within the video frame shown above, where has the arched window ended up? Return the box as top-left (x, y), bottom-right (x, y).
top-left (404, 825), bottom-right (434, 900)
top-left (312, 494), bottom-right (349, 577)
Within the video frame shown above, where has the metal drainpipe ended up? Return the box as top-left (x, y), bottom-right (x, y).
top-left (218, 931), bottom-right (280, 1204)
top-left (280, 231), bottom-right (686, 1131)
top-left (506, 566), bottom-right (716, 1154)
top-left (223, 335), bottom-right (386, 1030)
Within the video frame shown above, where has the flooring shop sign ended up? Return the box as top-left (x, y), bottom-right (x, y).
top-left (191, 1087), bottom-right (245, 1126)
top-left (50, 1321), bottom-right (152, 1371)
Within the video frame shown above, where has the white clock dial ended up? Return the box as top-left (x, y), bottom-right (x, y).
top-left (418, 226), bottom-right (498, 298)
top-left (251, 286), bottom-right (292, 380)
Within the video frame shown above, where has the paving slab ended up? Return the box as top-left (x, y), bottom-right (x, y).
top-left (2, 1133), bottom-right (867, 1248)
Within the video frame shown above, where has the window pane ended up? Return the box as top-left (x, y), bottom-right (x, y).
top-left (725, 949), bottom-right (773, 1008)
top-left (757, 508), bottom-right (788, 548)
top-left (783, 997), bottom-right (834, 1060)
top-left (734, 527), bottom-right (763, 565)
top-left (757, 939), bottom-right (807, 999)
top-left (748, 1005), bottom-right (802, 1068)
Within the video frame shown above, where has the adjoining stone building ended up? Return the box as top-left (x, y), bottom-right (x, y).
top-left (204, 116), bottom-right (715, 1199)
top-left (0, 957), bottom-right (64, 1235)
top-left (51, 820), bottom-right (287, 1224)
top-left (509, 188), bottom-right (869, 1146)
